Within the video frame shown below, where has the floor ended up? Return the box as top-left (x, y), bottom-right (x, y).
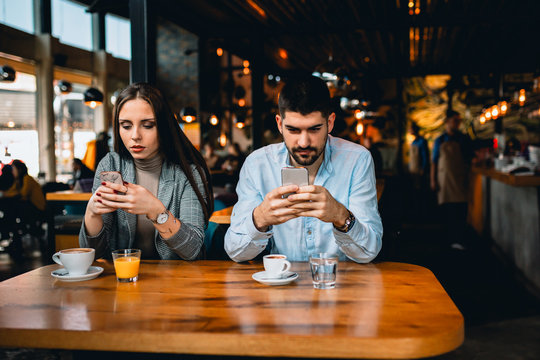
top-left (1, 177), bottom-right (539, 359)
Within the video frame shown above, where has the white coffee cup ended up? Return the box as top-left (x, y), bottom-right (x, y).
top-left (263, 254), bottom-right (291, 278)
top-left (52, 248), bottom-right (95, 275)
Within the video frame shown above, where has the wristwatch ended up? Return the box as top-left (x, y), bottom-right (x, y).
top-left (335, 210), bottom-right (355, 233)
top-left (146, 209), bottom-right (169, 225)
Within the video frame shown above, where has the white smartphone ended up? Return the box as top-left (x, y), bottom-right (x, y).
top-left (99, 171), bottom-right (125, 195)
top-left (281, 167), bottom-right (308, 198)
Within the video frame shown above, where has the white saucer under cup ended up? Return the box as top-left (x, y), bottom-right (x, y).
top-left (51, 266), bottom-right (104, 282)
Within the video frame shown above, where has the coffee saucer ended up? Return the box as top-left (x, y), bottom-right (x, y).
top-left (51, 266), bottom-right (104, 282)
top-left (252, 271), bottom-right (298, 286)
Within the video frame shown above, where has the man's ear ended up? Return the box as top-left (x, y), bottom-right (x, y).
top-left (276, 114), bottom-right (283, 135)
top-left (327, 112), bottom-right (336, 133)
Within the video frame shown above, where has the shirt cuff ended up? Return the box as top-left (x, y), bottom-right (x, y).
top-left (246, 210), bottom-right (273, 241)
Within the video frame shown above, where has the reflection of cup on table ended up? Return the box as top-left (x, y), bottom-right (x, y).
top-left (52, 248), bottom-right (95, 275)
top-left (309, 253), bottom-right (338, 289)
top-left (112, 249), bottom-right (141, 282)
top-left (263, 254), bottom-right (291, 278)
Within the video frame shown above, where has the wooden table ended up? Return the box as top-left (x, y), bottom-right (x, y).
top-left (0, 261), bottom-right (463, 359)
top-left (46, 191), bottom-right (92, 202)
top-left (209, 205), bottom-right (233, 224)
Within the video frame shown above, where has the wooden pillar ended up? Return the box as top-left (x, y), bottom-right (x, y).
top-left (34, 0), bottom-right (56, 181)
top-left (396, 77), bottom-right (405, 175)
top-left (92, 12), bottom-right (108, 133)
top-left (251, 36), bottom-right (264, 150)
top-left (129, 0), bottom-right (156, 84)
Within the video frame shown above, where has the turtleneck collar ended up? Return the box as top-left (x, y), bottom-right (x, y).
top-left (133, 153), bottom-right (163, 172)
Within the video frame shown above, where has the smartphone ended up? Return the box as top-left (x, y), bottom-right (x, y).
top-left (281, 167), bottom-right (308, 198)
top-left (99, 171), bottom-right (125, 195)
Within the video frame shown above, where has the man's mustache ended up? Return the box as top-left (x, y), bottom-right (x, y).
top-left (292, 147), bottom-right (316, 153)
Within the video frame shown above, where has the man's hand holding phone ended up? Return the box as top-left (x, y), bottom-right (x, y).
top-left (286, 185), bottom-right (349, 226)
top-left (253, 184), bottom-right (304, 232)
top-left (252, 167), bottom-right (310, 231)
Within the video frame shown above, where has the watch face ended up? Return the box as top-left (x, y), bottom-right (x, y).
top-left (156, 212), bottom-right (169, 224)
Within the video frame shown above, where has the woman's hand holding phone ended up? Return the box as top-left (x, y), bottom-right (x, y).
top-left (91, 171), bottom-right (163, 217)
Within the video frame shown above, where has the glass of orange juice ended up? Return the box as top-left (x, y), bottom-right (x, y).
top-left (112, 249), bottom-right (141, 282)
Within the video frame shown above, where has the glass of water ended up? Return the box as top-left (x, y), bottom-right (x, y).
top-left (309, 253), bottom-right (338, 289)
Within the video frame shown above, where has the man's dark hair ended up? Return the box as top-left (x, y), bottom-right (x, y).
top-left (278, 75), bottom-right (332, 119)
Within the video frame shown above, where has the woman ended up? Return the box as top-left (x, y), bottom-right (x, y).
top-left (80, 83), bottom-right (213, 260)
top-left (4, 160), bottom-right (46, 214)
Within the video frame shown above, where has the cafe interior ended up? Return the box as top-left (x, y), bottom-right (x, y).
top-left (1, 0), bottom-right (540, 359)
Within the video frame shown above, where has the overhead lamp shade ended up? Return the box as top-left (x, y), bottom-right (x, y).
top-left (1, 65), bottom-right (16, 82)
top-left (181, 107), bottom-right (197, 123)
top-left (57, 80), bottom-right (72, 94)
top-left (84, 87), bottom-right (104, 109)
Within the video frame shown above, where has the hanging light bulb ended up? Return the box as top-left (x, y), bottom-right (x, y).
top-left (499, 101), bottom-right (508, 115)
top-left (219, 133), bottom-right (227, 147)
top-left (491, 105), bottom-right (499, 119)
top-left (354, 109), bottom-right (365, 120)
top-left (238, 99), bottom-right (246, 107)
top-left (356, 122), bottom-right (364, 136)
top-left (519, 89), bottom-right (526, 106)
top-left (180, 107), bottom-right (197, 123)
top-left (216, 48), bottom-right (223, 56)
top-left (485, 109), bottom-right (492, 120)
top-left (83, 87), bottom-right (103, 108)
top-left (209, 115), bottom-right (219, 126)
top-left (479, 114), bottom-right (486, 124)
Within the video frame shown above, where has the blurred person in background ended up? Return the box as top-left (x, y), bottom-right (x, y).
top-left (202, 142), bottom-right (220, 170)
top-left (409, 122), bottom-right (431, 219)
top-left (3, 160), bottom-right (46, 215)
top-left (82, 131), bottom-right (111, 171)
top-left (431, 110), bottom-right (472, 250)
top-left (71, 158), bottom-right (95, 190)
top-left (1, 160), bottom-right (46, 257)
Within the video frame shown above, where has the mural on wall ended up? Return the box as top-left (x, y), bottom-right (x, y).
top-left (405, 74), bottom-right (540, 152)
top-left (156, 18), bottom-right (199, 116)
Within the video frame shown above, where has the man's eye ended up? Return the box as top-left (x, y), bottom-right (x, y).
top-left (288, 129), bottom-right (300, 134)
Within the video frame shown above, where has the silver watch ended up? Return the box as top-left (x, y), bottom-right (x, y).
top-left (335, 210), bottom-right (355, 233)
top-left (147, 209), bottom-right (169, 225)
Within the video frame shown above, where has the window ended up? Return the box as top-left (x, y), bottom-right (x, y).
top-left (106, 14), bottom-right (131, 60)
top-left (0, 72), bottom-right (39, 176)
top-left (54, 82), bottom-right (96, 179)
top-left (52, 0), bottom-right (92, 51)
top-left (0, 0), bottom-right (34, 33)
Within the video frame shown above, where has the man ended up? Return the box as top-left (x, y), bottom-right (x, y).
top-left (431, 110), bottom-right (472, 250)
top-left (224, 76), bottom-right (382, 262)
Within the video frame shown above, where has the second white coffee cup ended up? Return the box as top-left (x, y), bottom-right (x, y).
top-left (52, 248), bottom-right (95, 275)
top-left (263, 254), bottom-right (291, 278)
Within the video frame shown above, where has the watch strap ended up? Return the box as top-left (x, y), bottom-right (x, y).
top-left (146, 208), bottom-right (168, 224)
top-left (335, 210), bottom-right (355, 233)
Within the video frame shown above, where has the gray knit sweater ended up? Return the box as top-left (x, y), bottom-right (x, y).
top-left (79, 152), bottom-right (207, 260)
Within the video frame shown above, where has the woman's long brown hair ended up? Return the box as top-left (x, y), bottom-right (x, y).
top-left (112, 83), bottom-right (214, 222)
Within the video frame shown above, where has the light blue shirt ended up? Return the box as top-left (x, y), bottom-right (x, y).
top-left (224, 135), bottom-right (383, 263)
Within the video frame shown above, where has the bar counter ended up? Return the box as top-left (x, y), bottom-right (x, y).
top-left (468, 166), bottom-right (540, 293)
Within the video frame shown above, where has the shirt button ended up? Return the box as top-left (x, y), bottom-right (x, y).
top-left (307, 230), bottom-right (312, 235)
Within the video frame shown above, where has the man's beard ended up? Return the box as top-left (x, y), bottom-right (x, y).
top-left (288, 145), bottom-right (325, 166)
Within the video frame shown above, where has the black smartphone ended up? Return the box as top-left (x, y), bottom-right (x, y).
top-left (281, 167), bottom-right (309, 198)
top-left (99, 171), bottom-right (125, 195)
